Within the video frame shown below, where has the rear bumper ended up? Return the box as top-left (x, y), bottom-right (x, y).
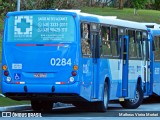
top-left (4, 93), bottom-right (87, 103)
top-left (2, 82), bottom-right (84, 102)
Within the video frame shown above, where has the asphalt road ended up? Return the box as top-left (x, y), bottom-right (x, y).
top-left (1, 99), bottom-right (160, 120)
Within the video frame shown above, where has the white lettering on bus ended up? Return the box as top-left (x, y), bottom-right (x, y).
top-left (38, 17), bottom-right (67, 21)
top-left (50, 58), bottom-right (72, 66)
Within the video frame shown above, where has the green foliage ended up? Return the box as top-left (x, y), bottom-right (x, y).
top-left (20, 0), bottom-right (85, 10)
top-left (81, 7), bottom-right (160, 23)
top-left (0, 0), bottom-right (16, 17)
top-left (132, 0), bottom-right (148, 9)
top-left (154, 0), bottom-right (160, 10)
top-left (0, 97), bottom-right (30, 107)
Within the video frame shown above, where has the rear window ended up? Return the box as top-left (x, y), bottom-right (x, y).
top-left (7, 14), bottom-right (75, 42)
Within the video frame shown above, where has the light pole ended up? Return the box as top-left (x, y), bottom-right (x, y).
top-left (17, 0), bottom-right (21, 11)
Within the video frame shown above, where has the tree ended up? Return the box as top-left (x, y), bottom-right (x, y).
top-left (132, 0), bottom-right (147, 15)
top-left (113, 0), bottom-right (118, 8)
top-left (119, 0), bottom-right (124, 9)
top-left (154, 0), bottom-right (160, 10)
top-left (0, 0), bottom-right (16, 17)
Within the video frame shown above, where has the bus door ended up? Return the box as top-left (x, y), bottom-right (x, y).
top-left (142, 32), bottom-right (150, 95)
top-left (90, 23), bottom-right (100, 99)
top-left (80, 23), bottom-right (100, 100)
top-left (120, 35), bottom-right (129, 97)
top-left (119, 28), bottom-right (129, 97)
top-left (150, 34), bottom-right (160, 96)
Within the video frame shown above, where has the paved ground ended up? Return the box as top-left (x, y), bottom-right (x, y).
top-left (0, 102), bottom-right (160, 120)
top-left (0, 100), bottom-right (160, 116)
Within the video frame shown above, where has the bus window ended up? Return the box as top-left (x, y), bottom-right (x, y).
top-left (111, 27), bottom-right (119, 57)
top-left (81, 23), bottom-right (91, 56)
top-left (154, 36), bottom-right (160, 61)
top-left (101, 26), bottom-right (111, 56)
top-left (128, 30), bottom-right (137, 58)
top-left (136, 31), bottom-right (142, 59)
top-left (7, 15), bottom-right (75, 42)
top-left (142, 31), bottom-right (149, 61)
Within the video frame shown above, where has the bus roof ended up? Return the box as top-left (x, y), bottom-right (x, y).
top-left (78, 12), bottom-right (147, 30)
top-left (58, 10), bottom-right (117, 19)
top-left (142, 23), bottom-right (160, 30)
top-left (7, 9), bottom-right (147, 31)
top-left (58, 10), bottom-right (147, 30)
top-left (148, 29), bottom-right (160, 36)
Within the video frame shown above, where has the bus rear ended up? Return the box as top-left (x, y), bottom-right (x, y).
top-left (2, 10), bottom-right (80, 109)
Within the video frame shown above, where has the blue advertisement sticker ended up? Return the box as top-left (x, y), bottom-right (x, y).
top-left (8, 14), bottom-right (75, 42)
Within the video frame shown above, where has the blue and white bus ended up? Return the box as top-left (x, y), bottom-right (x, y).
top-left (2, 10), bottom-right (148, 111)
top-left (143, 28), bottom-right (160, 97)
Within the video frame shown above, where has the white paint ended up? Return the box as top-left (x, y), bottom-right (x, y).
top-left (50, 58), bottom-right (72, 66)
top-left (12, 64), bottom-right (22, 69)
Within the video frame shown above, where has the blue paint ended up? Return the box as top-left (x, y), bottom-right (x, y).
top-left (2, 10), bottom-right (143, 104)
top-left (122, 36), bottom-right (129, 97)
top-left (14, 73), bottom-right (21, 80)
top-left (146, 28), bottom-right (160, 96)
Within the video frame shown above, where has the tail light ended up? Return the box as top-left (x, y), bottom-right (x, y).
top-left (4, 71), bottom-right (9, 76)
top-left (71, 71), bottom-right (77, 76)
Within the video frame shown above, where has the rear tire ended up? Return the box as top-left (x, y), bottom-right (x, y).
top-left (31, 100), bottom-right (53, 111)
top-left (73, 83), bottom-right (109, 112)
top-left (72, 102), bottom-right (88, 108)
top-left (93, 82), bottom-right (109, 112)
top-left (42, 101), bottom-right (53, 111)
top-left (120, 84), bottom-right (143, 109)
top-left (31, 100), bottom-right (42, 111)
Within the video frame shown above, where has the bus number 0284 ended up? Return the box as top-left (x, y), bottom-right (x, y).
top-left (50, 58), bottom-right (72, 66)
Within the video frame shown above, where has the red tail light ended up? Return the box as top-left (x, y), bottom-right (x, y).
top-left (4, 71), bottom-right (9, 76)
top-left (72, 71), bottom-right (77, 76)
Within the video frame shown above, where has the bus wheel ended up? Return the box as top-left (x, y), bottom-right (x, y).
top-left (31, 100), bottom-right (53, 111)
top-left (120, 85), bottom-right (143, 109)
top-left (95, 82), bottom-right (109, 112)
top-left (41, 101), bottom-right (53, 111)
top-left (31, 100), bottom-right (42, 111)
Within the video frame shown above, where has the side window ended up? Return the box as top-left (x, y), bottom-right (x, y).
top-left (101, 26), bottom-right (111, 56)
top-left (128, 30), bottom-right (137, 58)
top-left (111, 27), bottom-right (119, 57)
top-left (142, 31), bottom-right (149, 60)
top-left (154, 36), bottom-right (160, 61)
top-left (81, 23), bottom-right (91, 57)
top-left (136, 31), bottom-right (142, 59)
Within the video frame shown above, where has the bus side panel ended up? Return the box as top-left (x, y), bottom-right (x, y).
top-left (153, 62), bottom-right (160, 95)
top-left (108, 59), bottom-right (137, 100)
top-left (80, 58), bottom-right (93, 101)
top-left (128, 60), bottom-right (144, 97)
top-left (108, 59), bottom-right (143, 100)
top-left (98, 59), bottom-right (111, 101)
top-left (108, 59), bottom-right (121, 100)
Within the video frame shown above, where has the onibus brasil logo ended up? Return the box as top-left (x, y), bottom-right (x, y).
top-left (14, 16), bottom-right (33, 38)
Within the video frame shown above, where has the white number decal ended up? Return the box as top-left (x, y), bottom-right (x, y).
top-left (61, 58), bottom-right (66, 66)
top-left (56, 58), bottom-right (61, 66)
top-left (50, 58), bottom-right (72, 66)
top-left (67, 58), bottom-right (72, 66)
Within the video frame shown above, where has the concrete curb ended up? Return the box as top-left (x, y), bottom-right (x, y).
top-left (0, 94), bottom-right (5, 97)
top-left (0, 104), bottom-right (32, 112)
